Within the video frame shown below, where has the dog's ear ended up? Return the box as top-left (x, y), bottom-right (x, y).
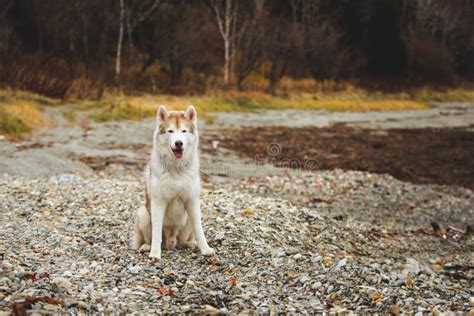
top-left (186, 105), bottom-right (197, 122)
top-left (157, 105), bottom-right (168, 122)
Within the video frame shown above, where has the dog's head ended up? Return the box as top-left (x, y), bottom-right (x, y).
top-left (155, 105), bottom-right (198, 160)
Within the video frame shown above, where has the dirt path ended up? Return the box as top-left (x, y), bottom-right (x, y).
top-left (213, 102), bottom-right (474, 129)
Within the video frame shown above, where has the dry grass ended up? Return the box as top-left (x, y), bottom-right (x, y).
top-left (64, 90), bottom-right (434, 123)
top-left (413, 87), bottom-right (474, 102)
top-left (68, 90), bottom-right (432, 123)
top-left (1, 84), bottom-right (472, 136)
top-left (0, 88), bottom-right (59, 106)
top-left (2, 103), bottom-right (45, 127)
top-left (0, 89), bottom-right (57, 136)
top-left (0, 106), bottom-right (32, 135)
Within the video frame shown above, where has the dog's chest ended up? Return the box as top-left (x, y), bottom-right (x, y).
top-left (154, 173), bottom-right (197, 200)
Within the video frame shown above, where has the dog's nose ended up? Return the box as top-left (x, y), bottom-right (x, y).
top-left (175, 140), bottom-right (183, 148)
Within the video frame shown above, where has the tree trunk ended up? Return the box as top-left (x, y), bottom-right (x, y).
top-left (115, 0), bottom-right (125, 84)
top-left (224, 38), bottom-right (230, 85)
top-left (170, 58), bottom-right (182, 86)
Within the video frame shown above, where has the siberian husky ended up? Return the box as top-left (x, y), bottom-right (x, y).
top-left (131, 105), bottom-right (215, 260)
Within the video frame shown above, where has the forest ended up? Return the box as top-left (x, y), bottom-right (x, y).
top-left (1, 0), bottom-right (473, 98)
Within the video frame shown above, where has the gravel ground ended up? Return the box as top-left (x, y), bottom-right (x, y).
top-left (1, 104), bottom-right (473, 313)
top-left (1, 172), bottom-right (473, 313)
top-left (217, 170), bottom-right (474, 230)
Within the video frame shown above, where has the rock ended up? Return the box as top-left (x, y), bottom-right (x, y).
top-left (403, 258), bottom-right (421, 275)
top-left (335, 258), bottom-right (348, 270)
top-left (44, 303), bottom-right (60, 311)
top-left (293, 253), bottom-right (303, 261)
top-left (128, 266), bottom-right (141, 274)
top-left (51, 277), bottom-right (72, 294)
top-left (275, 250), bottom-right (286, 258)
top-left (299, 275), bottom-right (310, 284)
top-left (311, 282), bottom-right (323, 290)
top-left (201, 305), bottom-right (218, 313)
top-left (286, 247), bottom-right (299, 255)
top-left (215, 231), bottom-right (225, 240)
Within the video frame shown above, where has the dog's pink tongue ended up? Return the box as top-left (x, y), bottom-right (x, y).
top-left (174, 150), bottom-right (184, 159)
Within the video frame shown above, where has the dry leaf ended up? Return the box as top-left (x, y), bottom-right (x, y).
top-left (405, 278), bottom-right (415, 288)
top-left (23, 272), bottom-right (37, 282)
top-left (390, 304), bottom-right (400, 315)
top-left (143, 283), bottom-right (175, 297)
top-left (148, 286), bottom-right (176, 297)
top-left (371, 293), bottom-right (384, 305)
top-left (431, 263), bottom-right (442, 270)
top-left (158, 287), bottom-right (168, 296)
top-left (243, 209), bottom-right (254, 216)
top-left (12, 296), bottom-right (62, 316)
top-left (229, 277), bottom-right (237, 286)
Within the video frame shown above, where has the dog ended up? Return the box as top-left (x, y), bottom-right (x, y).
top-left (131, 105), bottom-right (215, 259)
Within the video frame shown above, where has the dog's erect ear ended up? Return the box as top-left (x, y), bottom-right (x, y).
top-left (157, 105), bottom-right (168, 122)
top-left (186, 105), bottom-right (197, 122)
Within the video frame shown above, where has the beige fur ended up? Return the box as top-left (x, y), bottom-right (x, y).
top-left (131, 105), bottom-right (215, 260)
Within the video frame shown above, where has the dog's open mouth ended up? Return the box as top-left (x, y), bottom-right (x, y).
top-left (172, 148), bottom-right (184, 159)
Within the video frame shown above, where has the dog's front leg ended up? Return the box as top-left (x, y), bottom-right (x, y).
top-left (149, 198), bottom-right (166, 260)
top-left (185, 197), bottom-right (215, 256)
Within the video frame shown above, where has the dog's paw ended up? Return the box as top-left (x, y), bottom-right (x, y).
top-left (164, 237), bottom-right (177, 250)
top-left (184, 241), bottom-right (198, 250)
top-left (149, 250), bottom-right (161, 260)
top-left (200, 247), bottom-right (216, 256)
top-left (139, 244), bottom-right (151, 253)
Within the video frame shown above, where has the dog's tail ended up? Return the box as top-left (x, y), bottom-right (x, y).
top-left (130, 206), bottom-right (146, 250)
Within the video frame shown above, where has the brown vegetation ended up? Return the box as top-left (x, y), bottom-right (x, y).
top-left (0, 1), bottom-right (472, 98)
top-left (219, 125), bottom-right (474, 190)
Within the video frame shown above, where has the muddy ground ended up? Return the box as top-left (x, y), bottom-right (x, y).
top-left (215, 124), bottom-right (474, 190)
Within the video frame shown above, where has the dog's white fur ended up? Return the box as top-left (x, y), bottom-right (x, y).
top-left (131, 105), bottom-right (215, 259)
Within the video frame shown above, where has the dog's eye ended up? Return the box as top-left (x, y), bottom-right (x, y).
top-left (182, 130), bottom-right (187, 133)
top-left (167, 130), bottom-right (174, 133)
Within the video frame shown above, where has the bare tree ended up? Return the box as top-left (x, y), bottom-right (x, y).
top-left (125, 0), bottom-right (160, 63)
top-left (0, 0), bottom-right (13, 55)
top-left (116, 0), bottom-right (159, 82)
top-left (209, 0), bottom-right (243, 86)
top-left (116, 0), bottom-right (125, 82)
top-left (236, 0), bottom-right (265, 88)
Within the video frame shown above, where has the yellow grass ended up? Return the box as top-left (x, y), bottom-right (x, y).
top-left (0, 89), bottom-right (55, 135)
top-left (1, 83), bottom-right (473, 135)
top-left (413, 87), bottom-right (474, 102)
top-left (0, 89), bottom-right (59, 106)
top-left (3, 103), bottom-right (45, 127)
top-left (65, 91), bottom-right (432, 123)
